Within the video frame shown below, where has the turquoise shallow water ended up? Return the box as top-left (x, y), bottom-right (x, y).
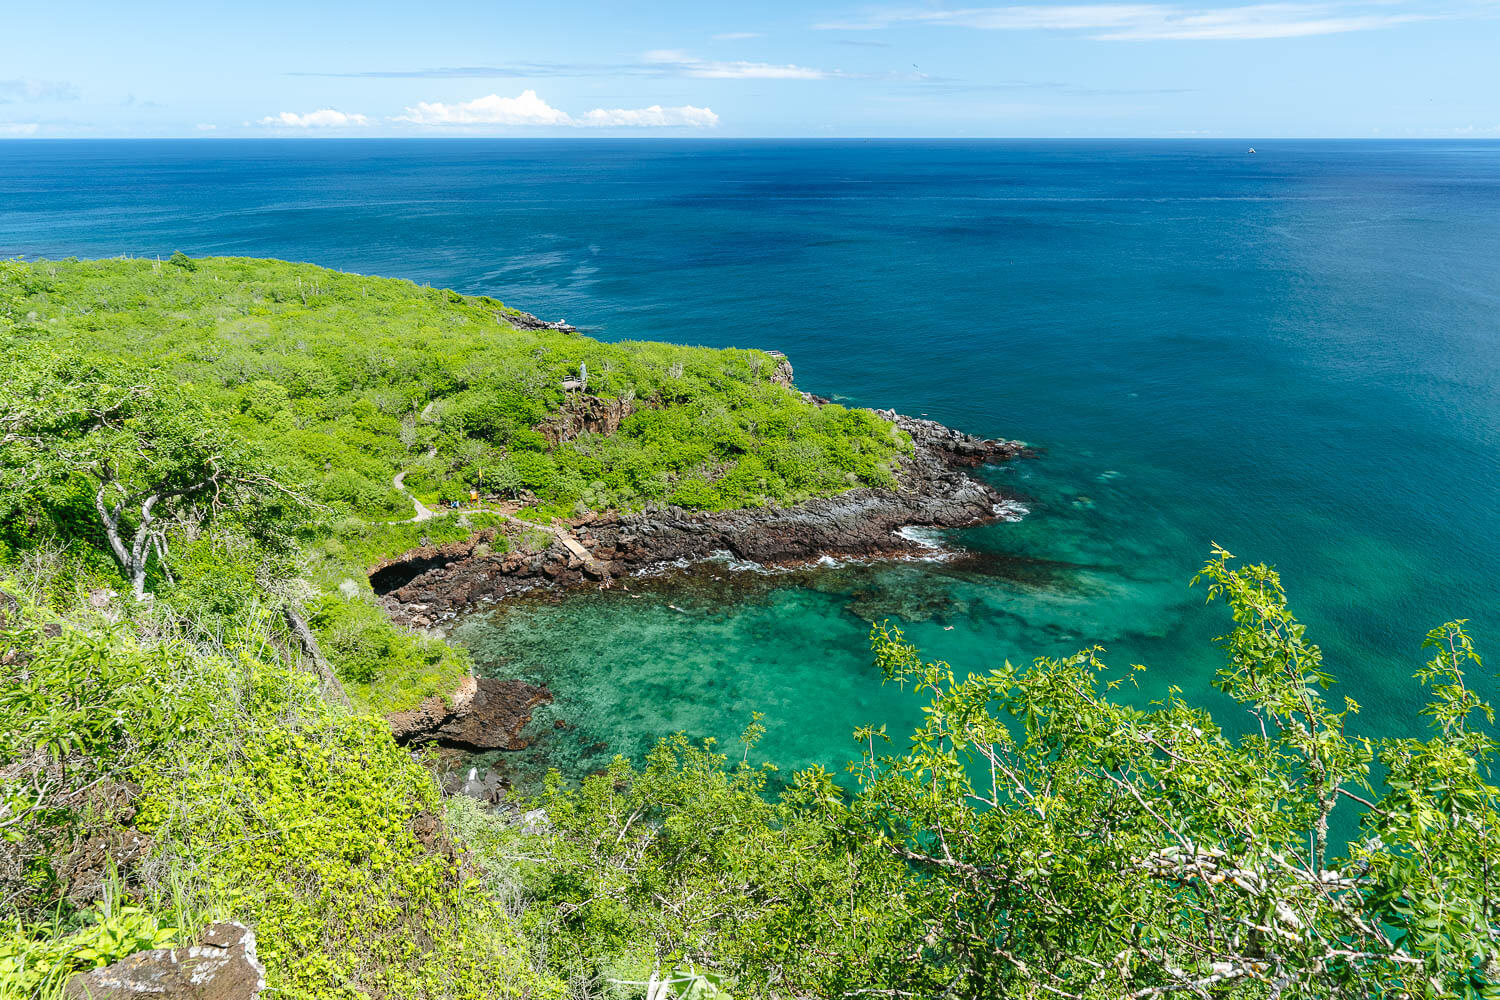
top-left (3, 139), bottom-right (1497, 779)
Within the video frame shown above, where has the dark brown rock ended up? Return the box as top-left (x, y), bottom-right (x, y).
top-left (368, 528), bottom-right (501, 595)
top-left (64, 921), bottom-right (265, 1000)
top-left (500, 308), bottom-right (576, 333)
top-left (386, 676), bottom-right (552, 751)
top-left (61, 826), bottom-right (152, 906)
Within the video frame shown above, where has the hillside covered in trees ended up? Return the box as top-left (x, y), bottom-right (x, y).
top-left (2, 258), bottom-right (1497, 1000)
top-left (2, 256), bottom-right (907, 521)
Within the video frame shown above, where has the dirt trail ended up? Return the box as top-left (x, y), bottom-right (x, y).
top-left (392, 470), bottom-right (436, 522)
top-left (387, 472), bottom-right (600, 574)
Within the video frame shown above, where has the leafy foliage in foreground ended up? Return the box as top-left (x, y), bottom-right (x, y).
top-left (530, 738), bottom-right (922, 998)
top-left (0, 598), bottom-right (559, 999)
top-left (526, 549), bottom-right (1499, 999)
top-left (3, 531), bottom-right (1496, 999)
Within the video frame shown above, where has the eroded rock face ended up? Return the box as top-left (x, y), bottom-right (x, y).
top-left (386, 676), bottom-right (553, 751)
top-left (501, 308), bottom-right (576, 333)
top-left (767, 352), bottom-right (795, 387)
top-left (64, 921), bottom-right (265, 1000)
top-left (535, 394), bottom-right (637, 446)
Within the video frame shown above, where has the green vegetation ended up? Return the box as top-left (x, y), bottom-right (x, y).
top-left (0, 254), bottom-right (907, 714)
top-left (0, 593), bottom-right (558, 999)
top-left (0, 257), bottom-right (907, 521)
top-left (2, 257), bottom-right (1496, 999)
top-left (0, 255), bottom-right (914, 719)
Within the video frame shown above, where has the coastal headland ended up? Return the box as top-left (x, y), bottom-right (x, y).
top-left (370, 406), bottom-right (1027, 629)
top-left (369, 390), bottom-right (1028, 750)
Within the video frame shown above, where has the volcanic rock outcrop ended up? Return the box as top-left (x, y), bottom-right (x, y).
top-left (386, 675), bottom-right (553, 750)
top-left (64, 922), bottom-right (265, 1000)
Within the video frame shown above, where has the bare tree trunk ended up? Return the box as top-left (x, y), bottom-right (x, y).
top-left (93, 487), bottom-right (132, 574)
top-left (153, 534), bottom-right (175, 586)
top-left (94, 486), bottom-right (154, 600)
top-left (123, 496), bottom-right (161, 601)
top-left (90, 478), bottom-right (188, 602)
top-left (283, 605), bottom-right (351, 708)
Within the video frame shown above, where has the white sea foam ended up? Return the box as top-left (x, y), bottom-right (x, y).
top-left (624, 522), bottom-right (1003, 581)
top-left (706, 549), bottom-right (775, 574)
top-left (895, 525), bottom-right (945, 549)
top-left (993, 500), bottom-right (1029, 522)
top-left (632, 557), bottom-right (695, 578)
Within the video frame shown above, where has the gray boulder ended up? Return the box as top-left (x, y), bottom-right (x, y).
top-left (65, 921), bottom-right (265, 999)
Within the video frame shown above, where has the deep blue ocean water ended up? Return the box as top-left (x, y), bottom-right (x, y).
top-left (3, 139), bottom-right (1497, 780)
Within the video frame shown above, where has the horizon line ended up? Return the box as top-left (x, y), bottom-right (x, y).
top-left (2, 135), bottom-right (1495, 142)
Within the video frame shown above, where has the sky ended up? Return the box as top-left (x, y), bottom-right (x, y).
top-left (2, 0), bottom-right (1497, 138)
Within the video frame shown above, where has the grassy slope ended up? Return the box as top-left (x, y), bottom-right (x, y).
top-left (1, 256), bottom-right (911, 714)
top-left (3, 257), bottom-right (907, 521)
top-left (0, 587), bottom-right (561, 1000)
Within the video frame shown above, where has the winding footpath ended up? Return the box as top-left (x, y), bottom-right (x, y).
top-left (392, 470), bottom-right (437, 522)
top-left (390, 467), bottom-right (603, 575)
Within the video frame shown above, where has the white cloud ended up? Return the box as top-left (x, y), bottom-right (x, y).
top-left (577, 104), bottom-right (720, 127)
top-left (1096, 5), bottom-right (1433, 40)
top-left (395, 90), bottom-right (719, 129)
top-left (816, 2), bottom-right (1441, 41)
top-left (712, 31), bottom-right (766, 39)
top-left (644, 50), bottom-right (837, 78)
top-left (195, 123), bottom-right (218, 131)
top-left (394, 89), bottom-right (574, 126)
top-left (1426, 123), bottom-right (1500, 136)
top-left (689, 61), bottom-right (831, 79)
top-left (0, 122), bottom-right (39, 136)
top-left (0, 79), bottom-right (77, 102)
top-left (259, 109), bottom-right (370, 128)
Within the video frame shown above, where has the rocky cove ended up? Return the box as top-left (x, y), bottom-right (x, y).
top-left (372, 398), bottom-right (1030, 752)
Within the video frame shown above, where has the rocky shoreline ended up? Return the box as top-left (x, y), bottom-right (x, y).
top-left (386, 675), bottom-right (553, 751)
top-left (370, 409), bottom-right (1029, 631)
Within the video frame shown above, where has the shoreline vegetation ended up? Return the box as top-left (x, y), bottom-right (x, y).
top-left (3, 256), bottom-right (1497, 999)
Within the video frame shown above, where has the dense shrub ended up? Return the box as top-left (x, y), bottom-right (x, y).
top-left (308, 590), bottom-right (469, 711)
top-left (0, 258), bottom-right (910, 522)
top-left (0, 610), bottom-right (559, 999)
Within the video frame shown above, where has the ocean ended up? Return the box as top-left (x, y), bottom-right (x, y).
top-left (4, 138), bottom-right (1497, 782)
